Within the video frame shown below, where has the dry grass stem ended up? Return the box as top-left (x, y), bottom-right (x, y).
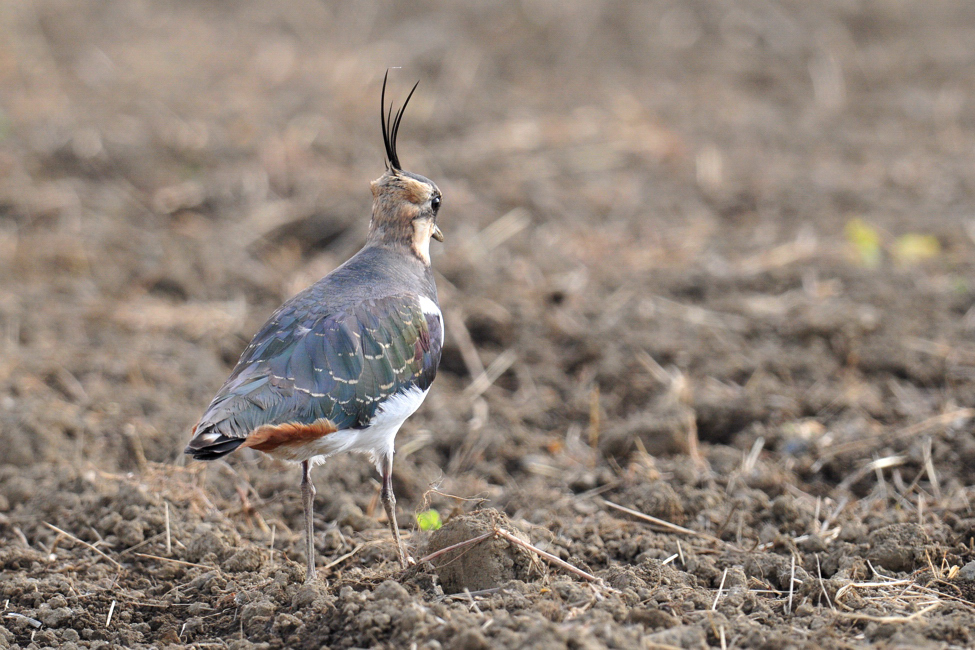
top-left (44, 522), bottom-right (124, 571)
top-left (464, 350), bottom-right (517, 400)
top-left (495, 527), bottom-right (599, 583)
top-left (922, 437), bottom-right (942, 500)
top-left (5, 613), bottom-right (42, 629)
top-left (133, 553), bottom-right (215, 570)
top-left (602, 500), bottom-right (736, 549)
top-left (831, 569), bottom-right (951, 622)
top-left (442, 587), bottom-right (505, 601)
top-left (835, 602), bottom-right (940, 623)
top-left (588, 385), bottom-right (601, 452)
top-left (650, 296), bottom-right (749, 332)
top-left (321, 543), bottom-right (365, 571)
top-left (471, 208), bottom-right (531, 258)
top-left (445, 308), bottom-right (485, 379)
top-left (733, 236), bottom-right (819, 276)
top-left (819, 408), bottom-right (975, 463)
top-left (123, 424), bottom-right (149, 474)
top-left (463, 588), bottom-right (484, 615)
top-left (837, 455), bottom-right (906, 491)
top-left (787, 555), bottom-right (796, 615)
top-left (817, 555), bottom-right (835, 610)
top-left (164, 502), bottom-right (172, 556)
top-left (118, 532), bottom-right (169, 556)
top-left (636, 350), bottom-right (672, 385)
top-left (417, 531), bottom-right (495, 565)
top-left (713, 568), bottom-right (728, 610)
top-left (742, 436), bottom-right (765, 474)
top-left (105, 600), bottom-right (116, 627)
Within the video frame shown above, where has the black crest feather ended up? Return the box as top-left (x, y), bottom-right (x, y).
top-left (381, 70), bottom-right (419, 171)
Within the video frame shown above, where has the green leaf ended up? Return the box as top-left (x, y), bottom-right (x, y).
top-left (416, 509), bottom-right (442, 531)
top-left (844, 218), bottom-right (882, 267)
top-left (892, 233), bottom-right (940, 264)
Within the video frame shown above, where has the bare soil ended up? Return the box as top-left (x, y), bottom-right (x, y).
top-left (3, 1), bottom-right (975, 648)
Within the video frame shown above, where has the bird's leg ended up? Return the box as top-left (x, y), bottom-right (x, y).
top-left (381, 454), bottom-right (410, 569)
top-left (301, 460), bottom-right (317, 582)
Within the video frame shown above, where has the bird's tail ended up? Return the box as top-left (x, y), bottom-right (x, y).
top-left (184, 426), bottom-right (245, 461)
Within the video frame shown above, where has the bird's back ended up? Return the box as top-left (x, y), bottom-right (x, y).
top-left (185, 244), bottom-right (442, 460)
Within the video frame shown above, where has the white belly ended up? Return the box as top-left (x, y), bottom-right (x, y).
top-left (266, 386), bottom-right (430, 470)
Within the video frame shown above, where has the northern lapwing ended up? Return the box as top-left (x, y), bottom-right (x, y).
top-left (185, 73), bottom-right (444, 581)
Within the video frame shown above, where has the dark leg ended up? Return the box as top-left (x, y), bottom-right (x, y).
top-left (301, 460), bottom-right (317, 582)
top-left (381, 453), bottom-right (410, 568)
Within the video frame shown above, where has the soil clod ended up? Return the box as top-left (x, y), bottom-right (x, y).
top-left (424, 509), bottom-right (537, 593)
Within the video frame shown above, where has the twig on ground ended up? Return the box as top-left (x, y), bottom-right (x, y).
top-left (417, 531), bottom-right (495, 565)
top-left (123, 424), bottom-right (149, 474)
top-left (816, 408), bottom-right (975, 466)
top-left (463, 588), bottom-right (483, 615)
top-left (321, 543), bottom-right (365, 571)
top-left (464, 350), bottom-right (517, 400)
top-left (418, 525), bottom-right (600, 585)
top-left (817, 555), bottom-right (835, 611)
top-left (165, 502), bottom-right (172, 555)
top-left (922, 436), bottom-right (942, 501)
top-left (495, 527), bottom-right (599, 583)
top-left (837, 455), bottom-right (906, 492)
top-left (601, 500), bottom-right (737, 549)
top-left (787, 555), bottom-right (796, 615)
top-left (713, 568), bottom-right (728, 610)
top-left (445, 308), bottom-right (485, 379)
top-left (443, 587), bottom-right (504, 600)
top-left (133, 552), bottom-right (214, 570)
top-left (835, 602), bottom-right (940, 623)
top-left (44, 522), bottom-right (124, 571)
top-left (588, 385), bottom-right (601, 455)
top-left (5, 613), bottom-right (42, 628)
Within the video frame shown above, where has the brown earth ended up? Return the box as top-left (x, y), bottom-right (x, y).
top-left (3, 1), bottom-right (975, 648)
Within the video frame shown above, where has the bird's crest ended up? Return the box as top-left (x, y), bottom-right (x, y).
top-left (381, 70), bottom-right (419, 172)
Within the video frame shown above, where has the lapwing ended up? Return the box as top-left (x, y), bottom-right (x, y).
top-left (185, 74), bottom-right (444, 581)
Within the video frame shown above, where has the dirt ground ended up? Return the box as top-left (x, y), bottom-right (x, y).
top-left (3, 1), bottom-right (975, 648)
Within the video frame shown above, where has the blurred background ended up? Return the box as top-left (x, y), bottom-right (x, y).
top-left (3, 0), bottom-right (974, 465)
top-left (3, 0), bottom-right (975, 646)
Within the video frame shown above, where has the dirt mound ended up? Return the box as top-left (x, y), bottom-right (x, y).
top-left (424, 509), bottom-right (539, 593)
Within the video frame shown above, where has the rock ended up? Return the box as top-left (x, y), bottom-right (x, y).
top-left (958, 560), bottom-right (975, 581)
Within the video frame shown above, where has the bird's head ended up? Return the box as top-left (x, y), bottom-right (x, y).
top-left (367, 74), bottom-right (443, 266)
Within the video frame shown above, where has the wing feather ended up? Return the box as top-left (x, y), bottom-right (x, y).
top-left (189, 294), bottom-right (442, 448)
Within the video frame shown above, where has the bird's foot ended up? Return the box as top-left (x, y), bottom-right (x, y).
top-left (396, 545), bottom-right (415, 570)
top-left (305, 566), bottom-right (318, 583)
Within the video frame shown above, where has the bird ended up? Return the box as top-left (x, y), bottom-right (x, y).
top-left (184, 73), bottom-right (444, 582)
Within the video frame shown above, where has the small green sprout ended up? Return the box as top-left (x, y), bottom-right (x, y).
top-left (416, 509), bottom-right (442, 531)
top-left (845, 218), bottom-right (882, 267)
top-left (893, 233), bottom-right (940, 264)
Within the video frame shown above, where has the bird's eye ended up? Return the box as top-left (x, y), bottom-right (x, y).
top-left (431, 196), bottom-right (441, 212)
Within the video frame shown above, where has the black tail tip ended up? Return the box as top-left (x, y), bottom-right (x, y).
top-left (184, 436), bottom-right (245, 462)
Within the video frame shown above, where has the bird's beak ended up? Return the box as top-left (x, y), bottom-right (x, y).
top-left (432, 225), bottom-right (444, 242)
